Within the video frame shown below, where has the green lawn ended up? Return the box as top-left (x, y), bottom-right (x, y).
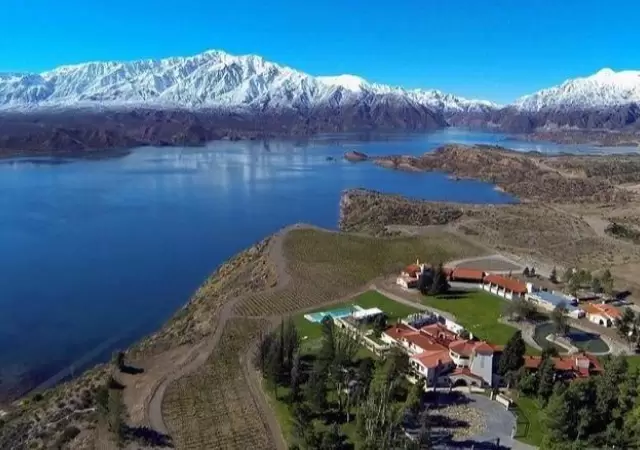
top-left (627, 355), bottom-right (640, 372)
top-left (513, 395), bottom-right (545, 446)
top-left (422, 290), bottom-right (539, 354)
top-left (293, 290), bottom-right (420, 344)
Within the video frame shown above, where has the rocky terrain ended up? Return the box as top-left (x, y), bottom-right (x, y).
top-left (373, 144), bottom-right (636, 203)
top-left (1, 51), bottom-right (640, 155)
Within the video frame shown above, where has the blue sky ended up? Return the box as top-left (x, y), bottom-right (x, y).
top-left (2, 0), bottom-right (638, 103)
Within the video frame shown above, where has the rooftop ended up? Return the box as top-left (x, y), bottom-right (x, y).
top-left (532, 290), bottom-right (579, 310)
top-left (484, 274), bottom-right (528, 294)
top-left (451, 268), bottom-right (485, 281)
top-left (524, 353), bottom-right (603, 378)
top-left (411, 349), bottom-right (452, 369)
top-left (583, 302), bottom-right (622, 319)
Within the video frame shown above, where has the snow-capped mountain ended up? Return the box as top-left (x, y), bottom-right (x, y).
top-left (514, 68), bottom-right (640, 112)
top-left (0, 50), bottom-right (497, 115)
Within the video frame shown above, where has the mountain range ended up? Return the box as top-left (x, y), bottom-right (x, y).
top-left (0, 50), bottom-right (639, 155)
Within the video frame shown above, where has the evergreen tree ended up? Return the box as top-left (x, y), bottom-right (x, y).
top-left (537, 356), bottom-right (556, 404)
top-left (590, 277), bottom-right (603, 294)
top-left (616, 308), bottom-right (636, 344)
top-left (405, 380), bottom-right (423, 417)
top-left (290, 352), bottom-right (302, 401)
top-left (428, 263), bottom-right (449, 296)
top-left (498, 330), bottom-right (526, 376)
top-left (523, 266), bottom-right (531, 277)
top-left (551, 302), bottom-right (569, 337)
top-left (304, 360), bottom-right (328, 413)
top-left (418, 270), bottom-right (433, 295)
top-left (530, 267), bottom-right (536, 277)
top-left (601, 269), bottom-right (614, 295)
top-left (562, 268), bottom-right (574, 283)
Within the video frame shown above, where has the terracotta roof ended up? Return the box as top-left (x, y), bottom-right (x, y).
top-left (451, 367), bottom-right (485, 381)
top-left (583, 303), bottom-right (622, 320)
top-left (411, 349), bottom-right (452, 369)
top-left (451, 268), bottom-right (485, 281)
top-left (524, 353), bottom-right (603, 378)
top-left (483, 274), bottom-right (528, 294)
top-left (404, 264), bottom-right (421, 277)
top-left (383, 323), bottom-right (418, 340)
top-left (403, 333), bottom-right (447, 353)
top-left (419, 323), bottom-right (457, 342)
top-left (449, 339), bottom-right (495, 357)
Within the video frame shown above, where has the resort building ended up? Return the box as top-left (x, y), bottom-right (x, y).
top-left (449, 268), bottom-right (486, 284)
top-left (526, 290), bottom-right (584, 318)
top-left (481, 274), bottom-right (528, 300)
top-left (583, 302), bottom-right (621, 327)
top-left (523, 352), bottom-right (603, 381)
top-left (381, 322), bottom-right (499, 387)
top-left (396, 259), bottom-right (430, 289)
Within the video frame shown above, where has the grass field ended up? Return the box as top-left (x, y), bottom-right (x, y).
top-left (235, 228), bottom-right (485, 317)
top-left (422, 290), bottom-right (539, 354)
top-left (162, 318), bottom-right (274, 450)
top-left (513, 396), bottom-right (544, 446)
top-left (294, 290), bottom-right (420, 342)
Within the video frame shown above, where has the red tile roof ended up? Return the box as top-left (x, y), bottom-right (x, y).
top-left (449, 339), bottom-right (495, 357)
top-left (419, 323), bottom-right (457, 342)
top-left (403, 333), bottom-right (447, 353)
top-left (383, 323), bottom-right (418, 341)
top-left (451, 268), bottom-right (485, 282)
top-left (523, 353), bottom-right (603, 378)
top-left (583, 303), bottom-right (622, 320)
top-left (404, 264), bottom-right (421, 277)
top-left (411, 349), bottom-right (452, 369)
top-left (483, 274), bottom-right (528, 294)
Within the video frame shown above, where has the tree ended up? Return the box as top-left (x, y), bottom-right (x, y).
top-left (405, 380), bottom-right (424, 417)
top-left (549, 267), bottom-right (558, 284)
top-left (562, 268), bottom-right (574, 284)
top-left (498, 330), bottom-right (526, 377)
top-left (616, 308), bottom-right (636, 344)
top-left (428, 263), bottom-right (449, 296)
top-left (291, 403), bottom-right (313, 448)
top-left (417, 271), bottom-right (432, 295)
top-left (372, 314), bottom-right (387, 337)
top-left (523, 266), bottom-right (531, 277)
top-left (591, 276), bottom-right (603, 294)
top-left (504, 297), bottom-right (537, 322)
top-left (601, 269), bottom-right (614, 295)
top-left (415, 408), bottom-right (432, 450)
top-left (551, 302), bottom-right (569, 337)
top-left (518, 371), bottom-right (539, 396)
top-left (282, 317), bottom-right (300, 374)
top-left (567, 276), bottom-right (580, 297)
top-left (290, 352), bottom-right (302, 401)
top-left (112, 351), bottom-right (125, 372)
top-left (530, 267), bottom-right (536, 277)
top-left (304, 360), bottom-right (328, 413)
top-left (537, 356), bottom-right (556, 404)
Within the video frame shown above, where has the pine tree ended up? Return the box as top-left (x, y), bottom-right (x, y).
top-left (498, 330), bottom-right (526, 376)
top-left (428, 263), bottom-right (449, 296)
top-left (537, 356), bottom-right (556, 404)
top-left (290, 352), bottom-right (302, 401)
top-left (523, 266), bottom-right (531, 277)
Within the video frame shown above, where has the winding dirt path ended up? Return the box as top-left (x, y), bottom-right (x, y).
top-left (144, 224), bottom-right (300, 448)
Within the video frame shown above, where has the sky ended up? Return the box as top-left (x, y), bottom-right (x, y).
top-left (1, 0), bottom-right (639, 104)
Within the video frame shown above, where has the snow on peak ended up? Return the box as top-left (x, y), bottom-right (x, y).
top-left (317, 74), bottom-right (368, 91)
top-left (0, 49), bottom-right (495, 114)
top-left (514, 68), bottom-right (640, 111)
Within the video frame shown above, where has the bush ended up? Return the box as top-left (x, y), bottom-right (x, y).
top-left (54, 425), bottom-right (81, 446)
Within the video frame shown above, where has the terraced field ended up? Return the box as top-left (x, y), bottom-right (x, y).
top-left (235, 228), bottom-right (485, 316)
top-left (162, 318), bottom-right (274, 450)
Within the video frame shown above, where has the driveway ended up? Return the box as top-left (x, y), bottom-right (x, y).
top-left (435, 394), bottom-right (537, 450)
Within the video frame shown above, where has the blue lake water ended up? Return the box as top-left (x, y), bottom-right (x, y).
top-left (0, 129), bottom-right (633, 397)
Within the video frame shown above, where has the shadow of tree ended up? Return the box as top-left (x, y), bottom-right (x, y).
top-left (125, 425), bottom-right (174, 447)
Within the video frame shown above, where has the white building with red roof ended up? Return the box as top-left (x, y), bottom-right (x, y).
top-left (381, 322), bottom-right (500, 387)
top-left (583, 302), bottom-right (622, 327)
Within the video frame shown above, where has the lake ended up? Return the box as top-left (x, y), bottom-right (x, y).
top-left (0, 129), bottom-right (632, 399)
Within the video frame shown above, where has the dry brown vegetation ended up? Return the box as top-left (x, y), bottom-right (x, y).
top-left (162, 318), bottom-right (274, 450)
top-left (234, 228), bottom-right (486, 316)
top-left (373, 144), bottom-right (636, 203)
top-left (132, 238), bottom-right (277, 357)
top-left (0, 365), bottom-right (110, 450)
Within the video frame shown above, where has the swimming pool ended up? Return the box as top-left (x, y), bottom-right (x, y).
top-left (304, 305), bottom-right (363, 323)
